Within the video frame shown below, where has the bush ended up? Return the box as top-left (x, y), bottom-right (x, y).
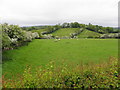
top-left (32, 32), bottom-right (39, 39)
top-left (2, 23), bottom-right (40, 49)
top-left (2, 32), bottom-right (11, 49)
top-left (2, 24), bottom-right (24, 40)
top-left (100, 33), bottom-right (120, 39)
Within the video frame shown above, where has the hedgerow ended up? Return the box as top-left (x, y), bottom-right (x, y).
top-left (2, 23), bottom-right (39, 50)
top-left (2, 57), bottom-right (119, 89)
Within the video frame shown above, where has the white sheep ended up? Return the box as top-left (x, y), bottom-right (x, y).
top-left (54, 39), bottom-right (58, 42)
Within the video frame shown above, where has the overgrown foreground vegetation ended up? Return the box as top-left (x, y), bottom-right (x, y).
top-left (2, 57), bottom-right (119, 88)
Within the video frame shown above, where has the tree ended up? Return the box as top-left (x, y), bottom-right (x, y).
top-left (61, 23), bottom-right (69, 28)
top-left (105, 27), bottom-right (113, 33)
top-left (70, 22), bottom-right (80, 28)
top-left (54, 25), bottom-right (61, 30)
top-left (28, 26), bottom-right (36, 31)
top-left (79, 24), bottom-right (86, 28)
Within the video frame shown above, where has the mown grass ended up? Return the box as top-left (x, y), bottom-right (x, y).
top-left (52, 28), bottom-right (80, 37)
top-left (77, 29), bottom-right (101, 38)
top-left (2, 39), bottom-right (118, 79)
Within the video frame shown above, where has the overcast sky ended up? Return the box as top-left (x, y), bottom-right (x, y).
top-left (0, 0), bottom-right (119, 27)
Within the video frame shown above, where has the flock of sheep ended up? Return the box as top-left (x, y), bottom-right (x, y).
top-left (54, 39), bottom-right (61, 42)
top-left (54, 38), bottom-right (79, 42)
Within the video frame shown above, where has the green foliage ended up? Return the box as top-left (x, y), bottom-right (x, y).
top-left (2, 23), bottom-right (39, 49)
top-left (27, 26), bottom-right (36, 31)
top-left (61, 22), bottom-right (70, 28)
top-left (2, 23), bottom-right (24, 40)
top-left (86, 23), bottom-right (115, 34)
top-left (106, 27), bottom-right (114, 33)
top-left (2, 31), bottom-right (11, 48)
top-left (54, 25), bottom-right (61, 30)
top-left (70, 22), bottom-right (80, 28)
top-left (2, 57), bottom-right (119, 88)
top-left (61, 22), bottom-right (85, 28)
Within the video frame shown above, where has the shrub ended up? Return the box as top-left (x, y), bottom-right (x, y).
top-left (2, 32), bottom-right (11, 49)
top-left (2, 24), bottom-right (24, 40)
top-left (2, 23), bottom-right (40, 49)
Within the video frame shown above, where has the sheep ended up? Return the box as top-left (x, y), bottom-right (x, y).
top-left (54, 39), bottom-right (58, 42)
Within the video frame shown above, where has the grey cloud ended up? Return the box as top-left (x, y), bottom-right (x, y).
top-left (0, 0), bottom-right (119, 27)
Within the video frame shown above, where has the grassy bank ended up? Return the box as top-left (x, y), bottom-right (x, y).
top-left (52, 28), bottom-right (80, 37)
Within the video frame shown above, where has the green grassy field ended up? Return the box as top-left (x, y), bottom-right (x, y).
top-left (52, 28), bottom-right (80, 37)
top-left (2, 39), bottom-right (118, 78)
top-left (78, 29), bottom-right (101, 38)
top-left (31, 29), bottom-right (47, 34)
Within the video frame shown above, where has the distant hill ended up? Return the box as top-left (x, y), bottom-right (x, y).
top-left (22, 22), bottom-right (119, 39)
top-left (77, 29), bottom-right (101, 38)
top-left (51, 28), bottom-right (80, 37)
